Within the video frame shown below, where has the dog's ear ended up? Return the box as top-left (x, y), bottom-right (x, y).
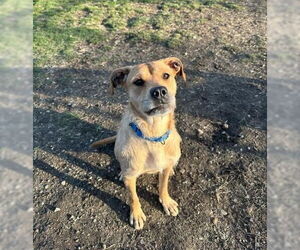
top-left (165, 57), bottom-right (186, 82)
top-left (109, 66), bottom-right (132, 95)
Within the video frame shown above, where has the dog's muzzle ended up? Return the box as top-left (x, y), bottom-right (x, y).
top-left (145, 87), bottom-right (174, 115)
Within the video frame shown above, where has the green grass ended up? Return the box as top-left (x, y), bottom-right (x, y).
top-left (127, 16), bottom-right (148, 28)
top-left (218, 2), bottom-right (242, 10)
top-left (166, 32), bottom-right (183, 49)
top-left (34, 0), bottom-right (243, 67)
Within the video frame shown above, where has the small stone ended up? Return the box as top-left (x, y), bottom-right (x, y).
top-left (212, 217), bottom-right (218, 225)
top-left (222, 123), bottom-right (229, 129)
top-left (221, 209), bottom-right (228, 216)
top-left (179, 169), bottom-right (185, 174)
top-left (54, 207), bottom-right (61, 212)
top-left (61, 181), bottom-right (66, 186)
top-left (197, 129), bottom-right (204, 136)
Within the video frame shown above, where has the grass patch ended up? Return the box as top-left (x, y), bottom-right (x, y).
top-left (127, 16), bottom-right (148, 28)
top-left (125, 30), bottom-right (165, 45)
top-left (34, 0), bottom-right (133, 66)
top-left (102, 16), bottom-right (125, 30)
top-left (219, 2), bottom-right (242, 10)
top-left (34, 25), bottom-right (105, 65)
top-left (150, 13), bottom-right (174, 29)
top-left (201, 0), bottom-right (242, 10)
top-left (166, 32), bottom-right (183, 48)
top-left (202, 0), bottom-right (218, 6)
top-left (34, 0), bottom-right (243, 67)
top-left (158, 1), bottom-right (202, 11)
top-left (126, 29), bottom-right (193, 49)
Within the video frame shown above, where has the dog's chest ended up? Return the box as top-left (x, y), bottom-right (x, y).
top-left (143, 145), bottom-right (169, 174)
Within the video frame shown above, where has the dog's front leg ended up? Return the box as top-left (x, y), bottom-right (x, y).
top-left (123, 176), bottom-right (146, 229)
top-left (159, 167), bottom-right (179, 216)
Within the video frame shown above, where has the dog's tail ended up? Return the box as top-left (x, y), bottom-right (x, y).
top-left (90, 136), bottom-right (117, 148)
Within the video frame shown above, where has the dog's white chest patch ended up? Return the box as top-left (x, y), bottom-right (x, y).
top-left (144, 151), bottom-right (165, 174)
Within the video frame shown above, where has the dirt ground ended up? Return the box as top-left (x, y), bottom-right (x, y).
top-left (33, 1), bottom-right (267, 249)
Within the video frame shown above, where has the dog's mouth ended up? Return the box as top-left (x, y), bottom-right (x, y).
top-left (145, 105), bottom-right (167, 115)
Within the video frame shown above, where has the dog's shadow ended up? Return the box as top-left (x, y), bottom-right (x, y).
top-left (34, 107), bottom-right (163, 225)
top-left (61, 147), bottom-right (163, 215)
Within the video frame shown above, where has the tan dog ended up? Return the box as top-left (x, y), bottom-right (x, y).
top-left (91, 57), bottom-right (186, 229)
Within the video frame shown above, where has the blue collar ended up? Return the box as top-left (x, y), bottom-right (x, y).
top-left (129, 122), bottom-right (171, 144)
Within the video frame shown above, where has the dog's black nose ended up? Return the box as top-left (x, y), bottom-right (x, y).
top-left (150, 86), bottom-right (168, 101)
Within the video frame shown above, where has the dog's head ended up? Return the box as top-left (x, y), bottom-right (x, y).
top-left (109, 57), bottom-right (186, 116)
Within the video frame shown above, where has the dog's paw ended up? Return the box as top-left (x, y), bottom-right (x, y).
top-left (130, 207), bottom-right (146, 230)
top-left (159, 196), bottom-right (179, 216)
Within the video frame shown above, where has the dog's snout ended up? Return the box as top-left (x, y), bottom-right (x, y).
top-left (150, 86), bottom-right (168, 101)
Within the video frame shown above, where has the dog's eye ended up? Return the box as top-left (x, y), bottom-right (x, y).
top-left (133, 79), bottom-right (144, 86)
top-left (163, 73), bottom-right (170, 79)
